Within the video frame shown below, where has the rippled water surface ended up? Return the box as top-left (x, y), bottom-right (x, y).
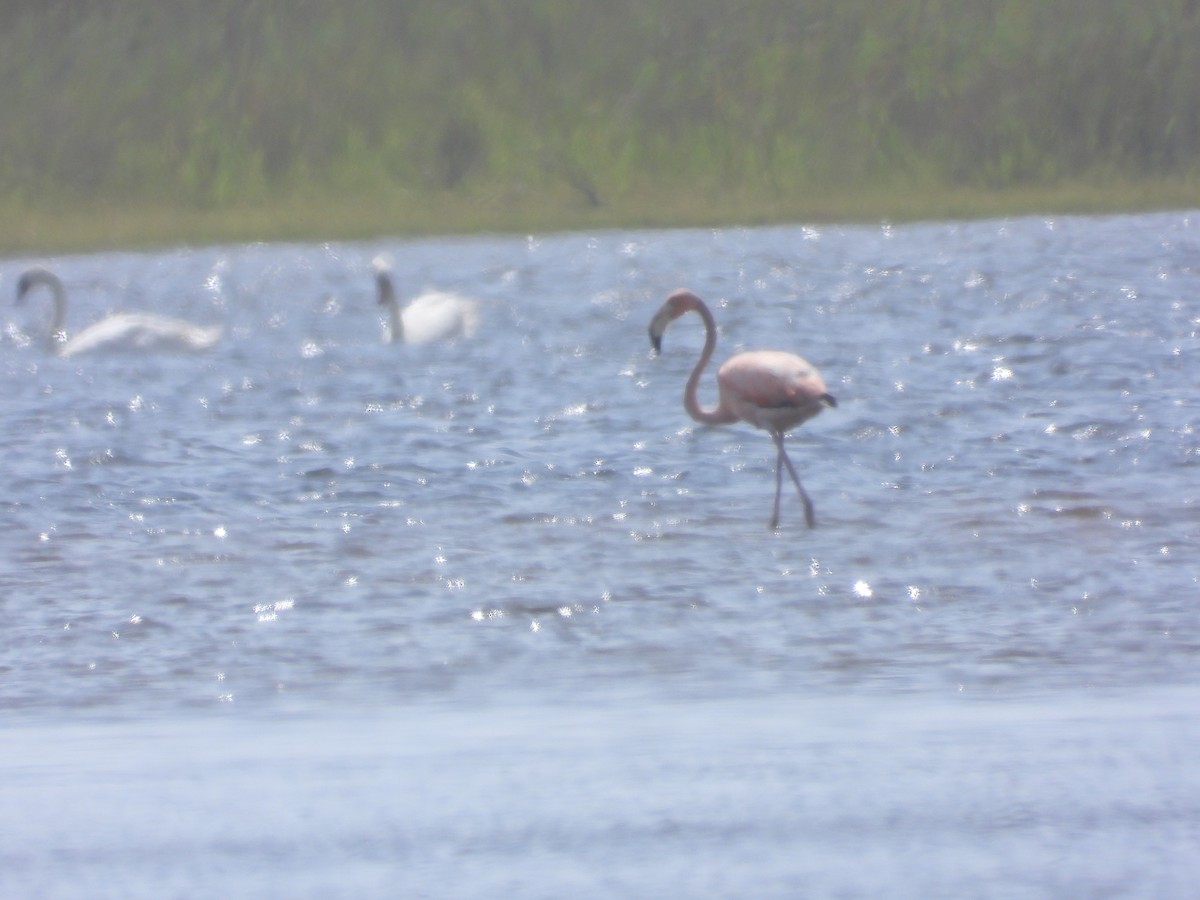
top-left (3, 213), bottom-right (1199, 896)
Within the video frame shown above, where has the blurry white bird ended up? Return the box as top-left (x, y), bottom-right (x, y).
top-left (15, 267), bottom-right (222, 358)
top-left (374, 257), bottom-right (479, 344)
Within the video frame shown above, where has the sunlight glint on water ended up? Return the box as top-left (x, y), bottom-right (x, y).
top-left (2, 214), bottom-right (1199, 897)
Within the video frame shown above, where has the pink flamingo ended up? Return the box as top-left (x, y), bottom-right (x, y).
top-left (648, 288), bottom-right (837, 529)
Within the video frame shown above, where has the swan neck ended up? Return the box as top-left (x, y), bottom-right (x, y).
top-left (27, 270), bottom-right (68, 349)
top-left (387, 300), bottom-right (403, 343)
top-left (49, 286), bottom-right (67, 347)
top-left (378, 274), bottom-right (403, 342)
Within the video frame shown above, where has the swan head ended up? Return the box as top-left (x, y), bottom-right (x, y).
top-left (15, 267), bottom-right (61, 305)
top-left (15, 272), bottom-right (34, 303)
top-left (14, 267), bottom-right (70, 350)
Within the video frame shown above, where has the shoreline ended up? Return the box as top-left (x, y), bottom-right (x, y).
top-left (3, 178), bottom-right (1198, 257)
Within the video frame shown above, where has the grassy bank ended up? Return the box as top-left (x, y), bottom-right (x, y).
top-left (5, 176), bottom-right (1199, 256)
top-left (4, 1), bottom-right (1200, 253)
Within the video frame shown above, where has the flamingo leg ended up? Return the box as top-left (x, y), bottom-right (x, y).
top-left (770, 439), bottom-right (785, 529)
top-left (772, 431), bottom-right (815, 529)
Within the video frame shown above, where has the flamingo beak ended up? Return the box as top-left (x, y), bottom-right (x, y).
top-left (648, 306), bottom-right (672, 354)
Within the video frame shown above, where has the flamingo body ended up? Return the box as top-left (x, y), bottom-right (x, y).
top-left (649, 288), bottom-right (836, 528)
top-left (15, 268), bottom-right (221, 358)
top-left (716, 350), bottom-right (831, 433)
top-left (374, 259), bottom-right (479, 344)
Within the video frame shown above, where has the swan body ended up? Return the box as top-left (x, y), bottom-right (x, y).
top-left (374, 259), bottom-right (479, 344)
top-left (15, 268), bottom-right (221, 358)
top-left (649, 288), bottom-right (836, 528)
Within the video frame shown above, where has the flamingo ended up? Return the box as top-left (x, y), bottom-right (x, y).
top-left (14, 267), bottom-right (222, 358)
top-left (648, 288), bottom-right (837, 529)
top-left (374, 258), bottom-right (479, 344)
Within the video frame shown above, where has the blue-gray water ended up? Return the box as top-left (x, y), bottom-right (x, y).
top-left (3, 213), bottom-right (1199, 897)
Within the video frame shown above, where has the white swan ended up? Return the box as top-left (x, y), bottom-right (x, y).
top-left (15, 267), bottom-right (222, 358)
top-left (374, 258), bottom-right (479, 344)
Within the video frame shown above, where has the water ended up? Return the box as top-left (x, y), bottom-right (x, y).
top-left (3, 213), bottom-right (1199, 896)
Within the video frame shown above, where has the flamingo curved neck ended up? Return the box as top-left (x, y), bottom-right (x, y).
top-left (683, 299), bottom-right (738, 426)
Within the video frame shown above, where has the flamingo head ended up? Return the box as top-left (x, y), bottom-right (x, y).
top-left (648, 289), bottom-right (700, 352)
top-left (648, 288), bottom-right (701, 353)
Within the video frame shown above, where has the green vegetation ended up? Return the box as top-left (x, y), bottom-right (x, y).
top-left (3, 1), bottom-right (1200, 252)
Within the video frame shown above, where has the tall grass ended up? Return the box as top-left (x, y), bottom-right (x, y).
top-left (3, 1), bottom-right (1200, 251)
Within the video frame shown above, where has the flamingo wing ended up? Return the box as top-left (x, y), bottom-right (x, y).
top-left (718, 351), bottom-right (830, 430)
